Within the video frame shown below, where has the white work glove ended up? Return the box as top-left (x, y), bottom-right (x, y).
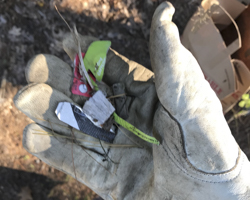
top-left (14, 2), bottom-right (250, 200)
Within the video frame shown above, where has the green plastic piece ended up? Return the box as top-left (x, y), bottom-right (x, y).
top-left (113, 113), bottom-right (160, 145)
top-left (83, 41), bottom-right (111, 88)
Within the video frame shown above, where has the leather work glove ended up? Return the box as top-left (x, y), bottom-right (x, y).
top-left (14, 2), bottom-right (250, 200)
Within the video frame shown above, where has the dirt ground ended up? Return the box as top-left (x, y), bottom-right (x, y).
top-left (0, 82), bottom-right (98, 200)
top-left (0, 0), bottom-right (250, 200)
top-left (0, 0), bottom-right (164, 199)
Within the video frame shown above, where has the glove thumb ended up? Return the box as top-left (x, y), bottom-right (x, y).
top-left (150, 2), bottom-right (238, 173)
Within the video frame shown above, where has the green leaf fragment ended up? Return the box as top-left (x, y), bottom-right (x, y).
top-left (239, 100), bottom-right (246, 108)
top-left (245, 100), bottom-right (250, 109)
top-left (242, 93), bottom-right (249, 100)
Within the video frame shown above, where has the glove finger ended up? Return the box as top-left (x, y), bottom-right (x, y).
top-left (150, 2), bottom-right (238, 173)
top-left (26, 54), bottom-right (87, 106)
top-left (23, 123), bottom-right (115, 198)
top-left (62, 34), bottom-right (96, 61)
top-left (13, 83), bottom-right (103, 146)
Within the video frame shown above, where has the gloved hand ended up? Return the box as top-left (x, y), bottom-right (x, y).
top-left (14, 2), bottom-right (250, 200)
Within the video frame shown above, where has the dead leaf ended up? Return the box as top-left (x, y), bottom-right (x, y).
top-left (0, 15), bottom-right (7, 25)
top-left (8, 26), bottom-right (21, 37)
top-left (18, 187), bottom-right (33, 200)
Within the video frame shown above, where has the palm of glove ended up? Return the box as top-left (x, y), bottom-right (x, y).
top-left (14, 2), bottom-right (250, 200)
top-left (14, 18), bottom-right (158, 200)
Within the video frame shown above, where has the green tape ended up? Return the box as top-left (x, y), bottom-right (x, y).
top-left (113, 113), bottom-right (160, 145)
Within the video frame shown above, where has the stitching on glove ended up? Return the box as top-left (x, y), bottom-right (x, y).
top-left (162, 143), bottom-right (244, 183)
top-left (163, 106), bottom-right (242, 174)
top-left (161, 107), bottom-right (243, 181)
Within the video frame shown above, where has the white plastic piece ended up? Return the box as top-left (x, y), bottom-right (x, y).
top-left (55, 102), bottom-right (80, 130)
top-left (82, 91), bottom-right (115, 127)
